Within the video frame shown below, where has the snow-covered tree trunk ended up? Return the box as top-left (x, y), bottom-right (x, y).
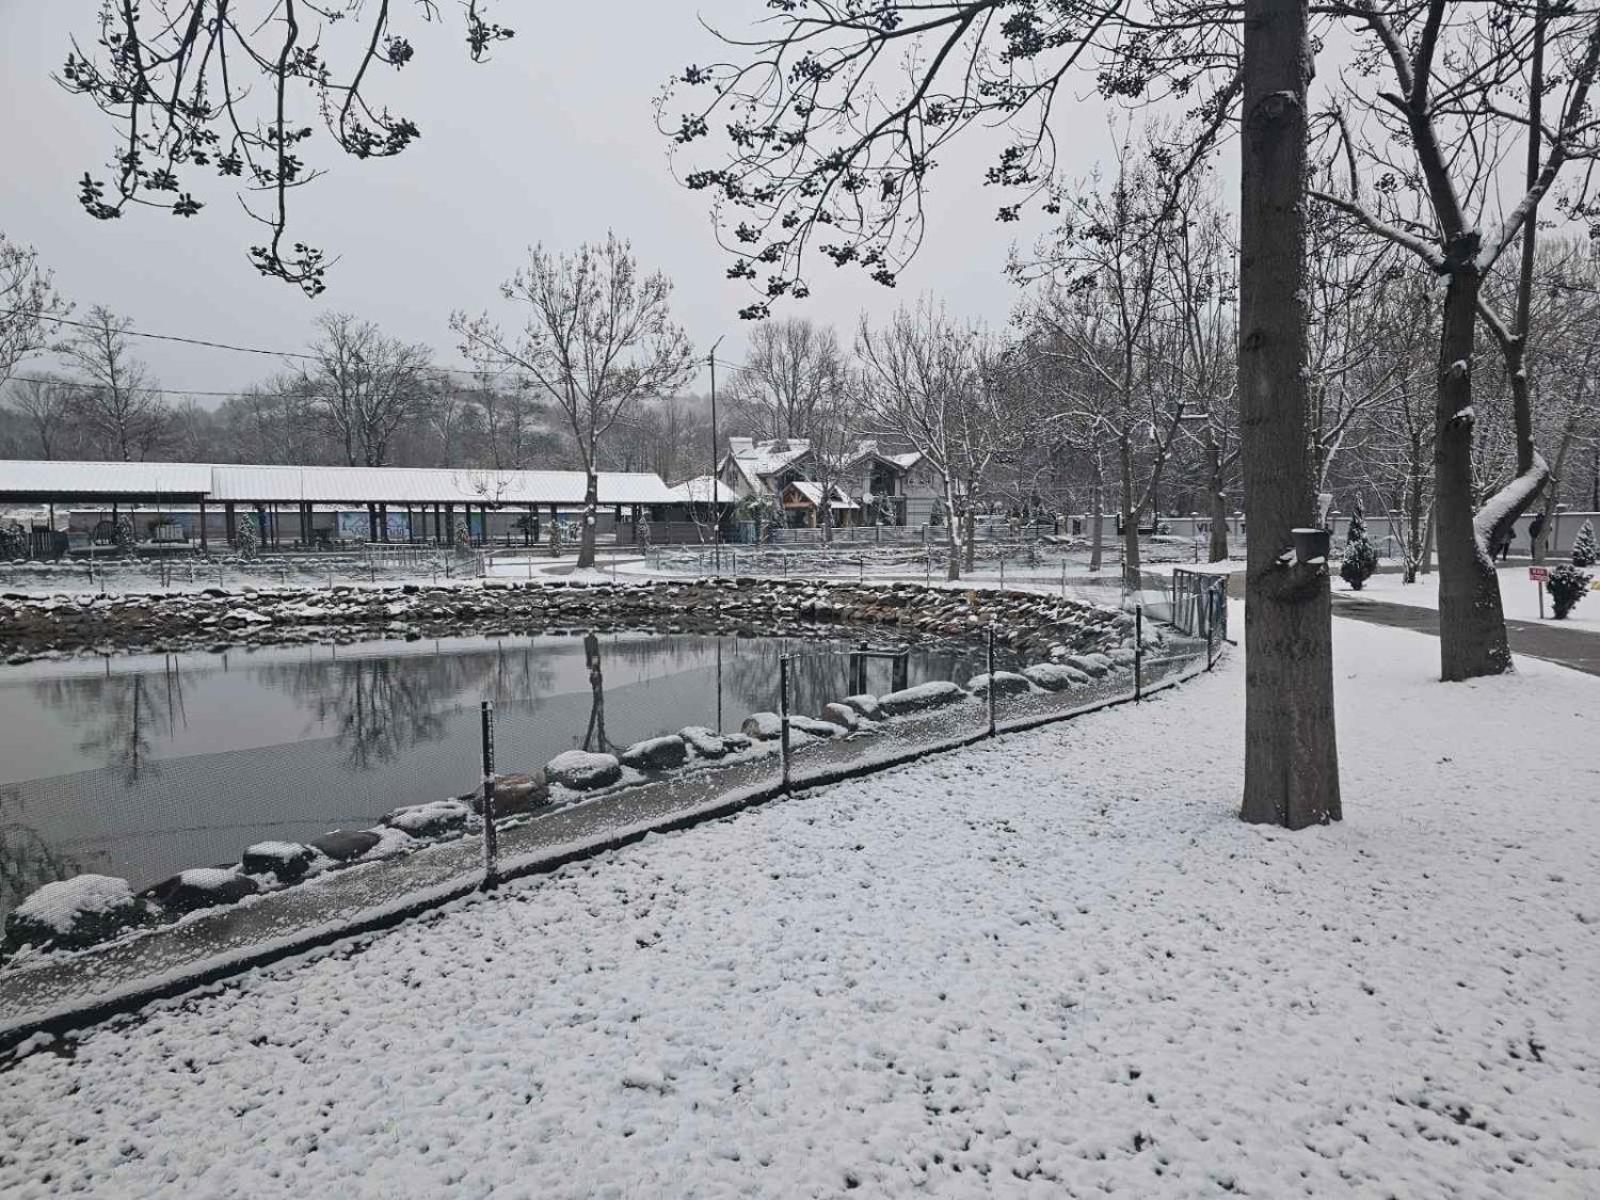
top-left (942, 479), bottom-right (963, 582)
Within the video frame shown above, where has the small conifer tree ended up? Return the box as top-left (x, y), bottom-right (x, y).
top-left (1572, 519), bottom-right (1597, 569)
top-left (1339, 506), bottom-right (1379, 590)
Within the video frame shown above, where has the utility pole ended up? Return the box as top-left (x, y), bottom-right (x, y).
top-left (709, 336), bottom-right (725, 574)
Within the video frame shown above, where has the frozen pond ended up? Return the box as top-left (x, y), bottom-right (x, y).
top-left (0, 631), bottom-right (1001, 916)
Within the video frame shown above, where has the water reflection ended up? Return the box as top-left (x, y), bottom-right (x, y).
top-left (0, 631), bottom-right (1001, 913)
top-left (31, 658), bottom-right (190, 784)
top-left (1, 787), bottom-right (90, 917)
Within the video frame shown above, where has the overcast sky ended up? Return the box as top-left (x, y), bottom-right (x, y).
top-left (0, 3), bottom-right (1257, 411)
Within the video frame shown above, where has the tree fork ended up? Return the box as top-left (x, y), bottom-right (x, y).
top-left (1238, 0), bottom-right (1341, 828)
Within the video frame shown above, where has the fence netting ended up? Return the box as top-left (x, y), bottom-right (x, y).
top-left (0, 582), bottom-right (1225, 1037)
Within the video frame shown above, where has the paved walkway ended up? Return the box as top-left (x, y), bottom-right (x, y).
top-left (1332, 595), bottom-right (1600, 677)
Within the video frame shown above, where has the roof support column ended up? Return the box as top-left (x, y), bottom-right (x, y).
top-left (224, 502), bottom-right (236, 546)
top-left (198, 499), bottom-right (209, 552)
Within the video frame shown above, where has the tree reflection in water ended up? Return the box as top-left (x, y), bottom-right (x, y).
top-left (255, 643), bottom-right (557, 770)
top-left (30, 657), bottom-right (189, 784)
top-left (581, 633), bottom-right (615, 753)
top-left (0, 786), bottom-right (88, 916)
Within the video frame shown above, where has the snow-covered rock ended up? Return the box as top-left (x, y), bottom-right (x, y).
top-left (619, 736), bottom-right (689, 772)
top-left (1064, 653), bottom-right (1111, 678)
top-left (484, 771), bottom-right (549, 816)
top-left (359, 827), bottom-right (419, 861)
top-left (789, 715), bottom-right (847, 738)
top-left (840, 694), bottom-right (883, 721)
top-left (241, 842), bottom-right (318, 883)
top-left (821, 703), bottom-right (860, 730)
top-left (546, 750), bottom-right (623, 791)
top-left (310, 829), bottom-right (383, 863)
top-left (679, 727), bottom-right (729, 759)
top-left (965, 671), bottom-right (1034, 698)
top-left (145, 868), bottom-right (261, 915)
top-left (877, 680), bottom-right (970, 716)
top-left (4, 875), bottom-right (148, 955)
top-left (741, 712), bottom-right (783, 741)
top-left (1023, 663), bottom-right (1092, 691)
top-left (382, 800), bottom-right (472, 839)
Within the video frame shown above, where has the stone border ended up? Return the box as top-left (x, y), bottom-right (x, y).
top-left (0, 639), bottom-right (1216, 1054)
top-left (0, 580), bottom-right (1154, 964)
top-left (1, 576), bottom-right (1132, 662)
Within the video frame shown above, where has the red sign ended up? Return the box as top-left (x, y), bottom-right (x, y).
top-left (1529, 566), bottom-right (1549, 582)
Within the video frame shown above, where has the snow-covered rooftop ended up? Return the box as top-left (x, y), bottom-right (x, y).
top-left (666, 475), bottom-right (737, 504)
top-left (785, 481), bottom-right (859, 509)
top-left (726, 437), bottom-right (814, 481)
top-left (0, 460), bottom-right (678, 506)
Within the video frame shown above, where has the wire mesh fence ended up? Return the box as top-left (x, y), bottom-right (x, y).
top-left (0, 547), bottom-right (500, 596)
top-left (0, 601), bottom-right (1223, 1036)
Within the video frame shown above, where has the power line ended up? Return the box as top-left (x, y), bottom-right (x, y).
top-left (4, 308), bottom-right (748, 386)
top-left (5, 372), bottom-right (269, 400)
top-left (10, 310), bottom-right (321, 361)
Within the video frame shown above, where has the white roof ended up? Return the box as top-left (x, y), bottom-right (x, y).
top-left (0, 460), bottom-right (678, 506)
top-left (786, 481), bottom-right (859, 510)
top-left (726, 437), bottom-right (813, 483)
top-left (666, 475), bottom-right (736, 504)
top-left (0, 459), bottom-right (215, 497)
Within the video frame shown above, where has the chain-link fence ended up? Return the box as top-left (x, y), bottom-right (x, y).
top-left (0, 545), bottom-right (502, 597)
top-left (645, 539), bottom-right (1236, 626)
top-left (0, 596), bottom-right (1224, 1041)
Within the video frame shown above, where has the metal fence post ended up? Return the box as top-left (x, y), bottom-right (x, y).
top-left (778, 655), bottom-right (791, 793)
top-left (1134, 605), bottom-right (1144, 701)
top-left (480, 700), bottom-right (500, 890)
top-left (986, 626), bottom-right (997, 738)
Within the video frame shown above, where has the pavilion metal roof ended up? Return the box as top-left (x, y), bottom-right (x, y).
top-left (0, 460), bottom-right (679, 506)
top-left (0, 459), bottom-right (216, 499)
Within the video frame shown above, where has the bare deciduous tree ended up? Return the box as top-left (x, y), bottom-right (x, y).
top-left (57, 307), bottom-right (170, 462)
top-left (856, 300), bottom-right (1020, 579)
top-left (302, 313), bottom-right (433, 468)
top-left (6, 376), bottom-right (77, 460)
top-left (453, 234), bottom-right (695, 568)
top-left (1, 233), bottom-right (70, 385)
top-left (1312, 0), bottom-right (1600, 679)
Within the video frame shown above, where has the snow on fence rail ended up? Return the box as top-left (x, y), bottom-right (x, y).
top-left (0, 585), bottom-right (1223, 1045)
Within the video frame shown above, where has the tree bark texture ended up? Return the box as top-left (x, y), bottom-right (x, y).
top-left (1433, 267), bottom-right (1512, 680)
top-left (1238, 0), bottom-right (1341, 828)
top-left (578, 469), bottom-right (599, 569)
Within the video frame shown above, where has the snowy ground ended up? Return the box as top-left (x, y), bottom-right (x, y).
top-left (1339, 565), bottom-right (1600, 630)
top-left (3, 619), bottom-right (1598, 1197)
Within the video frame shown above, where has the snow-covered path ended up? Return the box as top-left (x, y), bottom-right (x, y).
top-left (3, 622), bottom-right (1598, 1198)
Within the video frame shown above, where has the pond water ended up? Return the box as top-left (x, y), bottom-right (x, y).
top-left (0, 631), bottom-right (1002, 916)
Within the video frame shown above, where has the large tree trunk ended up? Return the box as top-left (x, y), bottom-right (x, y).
top-left (1238, 0), bottom-right (1341, 829)
top-left (1432, 269), bottom-right (1511, 680)
top-left (963, 502), bottom-right (976, 573)
top-left (578, 469), bottom-right (599, 569)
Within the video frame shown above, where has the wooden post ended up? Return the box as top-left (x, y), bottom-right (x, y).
top-left (224, 502), bottom-right (236, 545)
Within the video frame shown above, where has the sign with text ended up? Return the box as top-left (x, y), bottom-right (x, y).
top-left (1529, 566), bottom-right (1549, 582)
